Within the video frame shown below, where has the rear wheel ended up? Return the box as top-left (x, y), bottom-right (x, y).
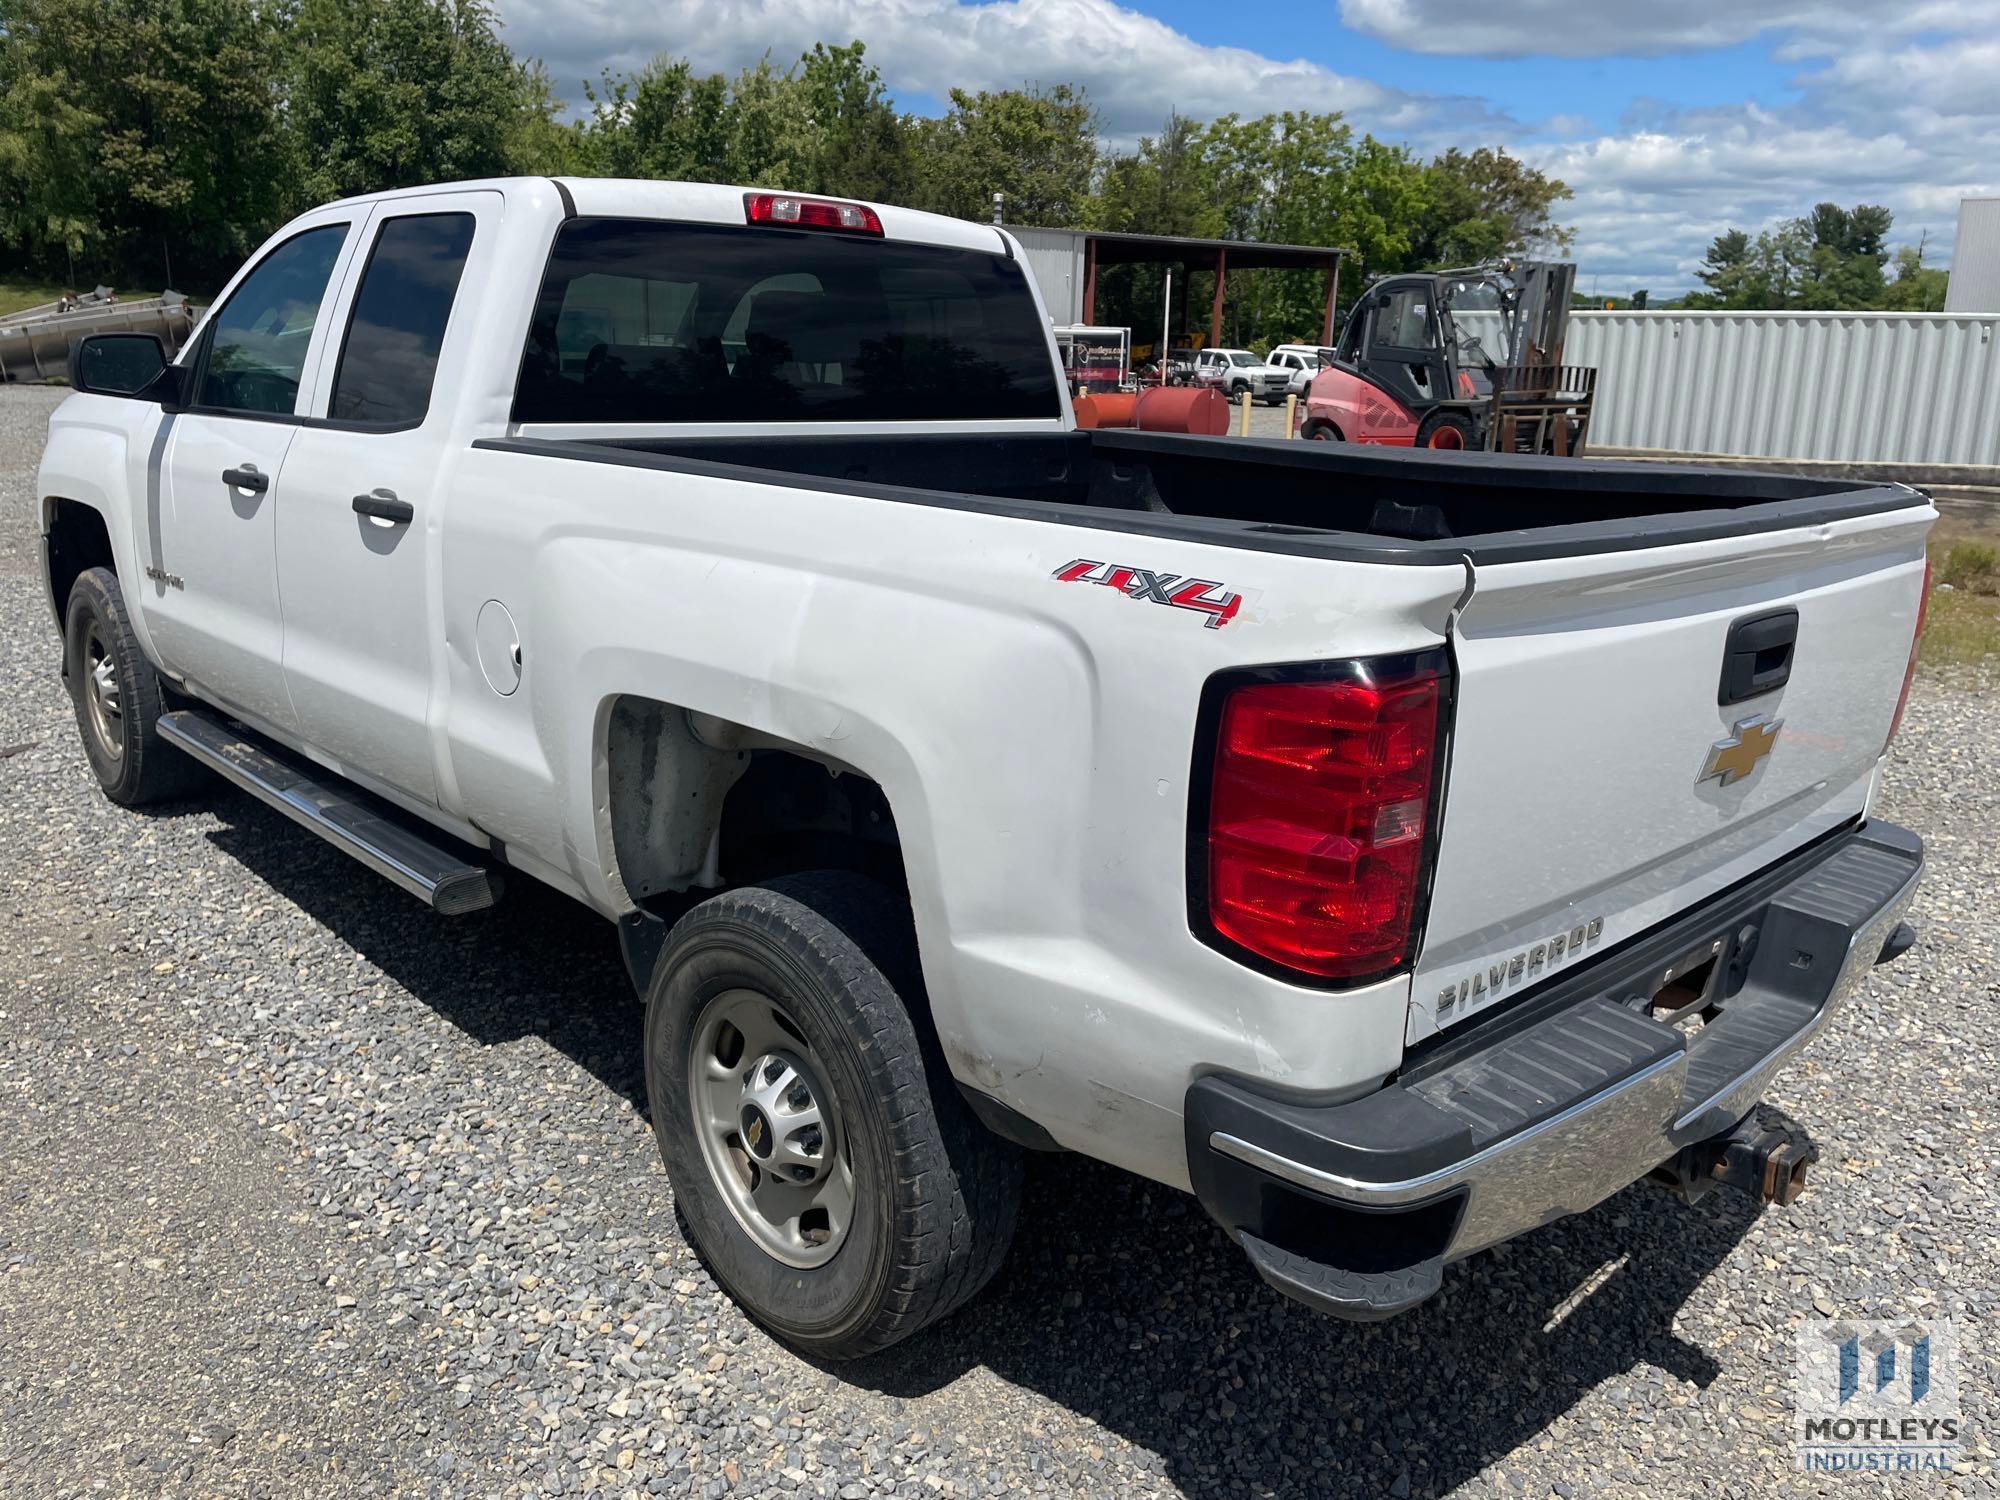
top-left (63, 566), bottom-right (206, 806)
top-left (1302, 419), bottom-right (1342, 442)
top-left (1415, 409), bottom-right (1478, 451)
top-left (644, 872), bottom-right (1021, 1358)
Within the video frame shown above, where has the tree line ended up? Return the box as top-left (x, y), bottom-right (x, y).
top-left (1689, 203), bottom-right (1949, 312)
top-left (1, 0), bottom-right (1573, 346)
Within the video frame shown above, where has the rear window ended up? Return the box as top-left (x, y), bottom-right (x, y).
top-left (512, 218), bottom-right (1062, 425)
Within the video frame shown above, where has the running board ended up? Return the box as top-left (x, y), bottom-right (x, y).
top-left (156, 709), bottom-right (501, 915)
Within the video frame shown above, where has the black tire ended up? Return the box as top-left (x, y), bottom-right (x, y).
top-left (63, 566), bottom-right (206, 806)
top-left (643, 872), bottom-right (1021, 1359)
top-left (1415, 408), bottom-right (1478, 451)
top-left (1302, 419), bottom-right (1342, 442)
top-left (1229, 379), bottom-right (1250, 398)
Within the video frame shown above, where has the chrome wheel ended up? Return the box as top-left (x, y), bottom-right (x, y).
top-left (81, 621), bottom-right (124, 762)
top-left (689, 988), bottom-right (853, 1268)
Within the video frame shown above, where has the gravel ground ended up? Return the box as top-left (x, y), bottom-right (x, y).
top-left (0, 381), bottom-right (1994, 1499)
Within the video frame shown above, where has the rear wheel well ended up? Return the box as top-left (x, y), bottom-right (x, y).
top-left (718, 750), bottom-right (906, 895)
top-left (604, 696), bottom-right (909, 908)
top-left (43, 499), bottom-right (115, 626)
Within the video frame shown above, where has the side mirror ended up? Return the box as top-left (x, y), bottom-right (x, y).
top-left (69, 333), bottom-right (187, 406)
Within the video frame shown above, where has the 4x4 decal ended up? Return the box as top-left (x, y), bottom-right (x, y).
top-left (1052, 558), bottom-right (1243, 629)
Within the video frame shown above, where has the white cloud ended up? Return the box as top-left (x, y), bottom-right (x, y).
top-left (502, 0), bottom-right (1412, 138)
top-left (1336, 0), bottom-right (1993, 60)
top-left (493, 0), bottom-right (2000, 295)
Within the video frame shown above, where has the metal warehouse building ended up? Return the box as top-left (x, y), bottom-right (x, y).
top-left (1946, 197), bottom-right (2000, 314)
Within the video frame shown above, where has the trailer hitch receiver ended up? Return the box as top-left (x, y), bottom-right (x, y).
top-left (1653, 1105), bottom-right (1818, 1206)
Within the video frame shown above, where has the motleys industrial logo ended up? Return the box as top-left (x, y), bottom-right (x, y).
top-left (1794, 1317), bottom-right (1966, 1475)
top-left (1052, 559), bottom-right (1244, 628)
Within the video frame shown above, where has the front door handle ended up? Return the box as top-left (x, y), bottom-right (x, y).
top-left (352, 489), bottom-right (413, 525)
top-left (222, 465), bottom-right (268, 494)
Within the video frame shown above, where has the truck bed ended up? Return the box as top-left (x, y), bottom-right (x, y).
top-left (482, 428), bottom-right (1918, 564)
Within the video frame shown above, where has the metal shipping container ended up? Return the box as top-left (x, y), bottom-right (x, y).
top-left (1569, 310), bottom-right (2000, 467)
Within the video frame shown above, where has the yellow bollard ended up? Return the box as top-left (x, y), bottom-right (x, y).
top-left (1283, 392), bottom-right (1298, 438)
top-left (1238, 389), bottom-right (1252, 437)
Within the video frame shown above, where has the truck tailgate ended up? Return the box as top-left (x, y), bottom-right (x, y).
top-left (1409, 503), bottom-right (1931, 1043)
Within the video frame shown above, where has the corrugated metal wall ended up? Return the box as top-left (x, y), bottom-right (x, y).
top-left (1011, 227), bottom-right (1085, 324)
top-left (1567, 311), bottom-right (2000, 465)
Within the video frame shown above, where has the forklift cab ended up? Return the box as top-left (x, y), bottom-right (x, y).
top-left (1334, 275), bottom-right (1497, 408)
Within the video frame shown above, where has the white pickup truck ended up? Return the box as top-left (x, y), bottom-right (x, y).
top-left (39, 178), bottom-right (1930, 1358)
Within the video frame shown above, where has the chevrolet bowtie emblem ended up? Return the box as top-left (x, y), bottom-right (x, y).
top-left (1699, 715), bottom-right (1782, 787)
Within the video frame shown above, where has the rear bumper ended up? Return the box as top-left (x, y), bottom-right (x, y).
top-left (1185, 819), bottom-right (1923, 1320)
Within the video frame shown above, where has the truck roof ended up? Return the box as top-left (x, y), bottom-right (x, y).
top-left (314, 176), bottom-right (1015, 258)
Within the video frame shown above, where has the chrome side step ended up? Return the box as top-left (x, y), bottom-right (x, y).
top-left (156, 709), bottom-right (501, 915)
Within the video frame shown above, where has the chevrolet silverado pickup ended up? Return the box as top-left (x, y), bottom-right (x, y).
top-left (39, 178), bottom-right (1929, 1358)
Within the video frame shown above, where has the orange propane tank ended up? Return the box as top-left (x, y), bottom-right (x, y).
top-left (1071, 391), bottom-right (1140, 429)
top-left (1134, 385), bottom-right (1229, 435)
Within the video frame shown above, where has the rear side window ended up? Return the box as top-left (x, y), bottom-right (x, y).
top-left (329, 213), bottom-right (476, 426)
top-left (513, 219), bottom-right (1062, 424)
top-left (195, 224), bottom-right (348, 415)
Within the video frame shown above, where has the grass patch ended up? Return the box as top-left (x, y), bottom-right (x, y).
top-left (0, 280), bottom-right (71, 318)
top-left (1, 280), bottom-right (163, 318)
top-left (1937, 539), bottom-right (1999, 592)
top-left (1921, 537), bottom-right (2000, 671)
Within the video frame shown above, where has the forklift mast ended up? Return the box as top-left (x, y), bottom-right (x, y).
top-left (1506, 261), bottom-right (1577, 367)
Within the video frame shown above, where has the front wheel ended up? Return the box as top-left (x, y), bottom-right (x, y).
top-left (1415, 409), bottom-right (1478, 451)
top-left (63, 566), bottom-right (206, 806)
top-left (644, 872), bottom-right (1021, 1358)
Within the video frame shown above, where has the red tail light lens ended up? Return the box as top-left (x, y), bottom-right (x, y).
top-left (1884, 555), bottom-right (1931, 752)
top-left (1198, 655), bottom-right (1447, 982)
top-left (743, 192), bottom-right (884, 235)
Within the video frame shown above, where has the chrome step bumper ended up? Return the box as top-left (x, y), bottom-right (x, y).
top-left (1185, 820), bottom-right (1923, 1320)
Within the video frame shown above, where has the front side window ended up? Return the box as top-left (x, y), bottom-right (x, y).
top-left (514, 219), bottom-right (1063, 424)
top-left (1375, 290), bottom-right (1434, 351)
top-left (196, 224), bottom-right (348, 415)
top-left (329, 213), bottom-right (477, 426)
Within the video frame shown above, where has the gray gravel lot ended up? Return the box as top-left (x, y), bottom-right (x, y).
top-left (1, 381), bottom-right (1994, 1499)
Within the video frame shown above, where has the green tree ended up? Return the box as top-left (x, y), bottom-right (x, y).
top-left (0, 0), bottom-right (285, 287)
top-left (1882, 242), bottom-right (1948, 312)
top-left (912, 84), bottom-right (1098, 226)
top-left (1692, 203), bottom-right (1904, 310)
top-left (1095, 112), bottom-right (1218, 238)
top-left (283, 0), bottom-right (549, 210)
top-left (1411, 147), bottom-right (1573, 267)
top-left (577, 58), bottom-right (731, 181)
top-left (796, 42), bottom-right (916, 203)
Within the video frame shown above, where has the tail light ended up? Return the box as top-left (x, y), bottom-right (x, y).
top-left (1192, 652), bottom-right (1449, 983)
top-left (1884, 555), bottom-right (1932, 752)
top-left (744, 192), bottom-right (883, 236)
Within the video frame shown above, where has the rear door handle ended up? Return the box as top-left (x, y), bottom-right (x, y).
top-left (222, 465), bottom-right (268, 494)
top-left (352, 489), bottom-right (413, 525)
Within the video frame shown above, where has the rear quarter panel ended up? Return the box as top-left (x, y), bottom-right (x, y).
top-left (437, 444), bottom-right (1469, 1187)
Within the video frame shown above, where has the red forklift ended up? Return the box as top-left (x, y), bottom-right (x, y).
top-left (1297, 261), bottom-right (1597, 455)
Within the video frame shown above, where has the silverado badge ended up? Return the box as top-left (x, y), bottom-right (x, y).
top-left (1699, 715), bottom-right (1782, 787)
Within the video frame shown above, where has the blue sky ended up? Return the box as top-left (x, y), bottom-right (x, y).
top-left (496, 0), bottom-right (1999, 295)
